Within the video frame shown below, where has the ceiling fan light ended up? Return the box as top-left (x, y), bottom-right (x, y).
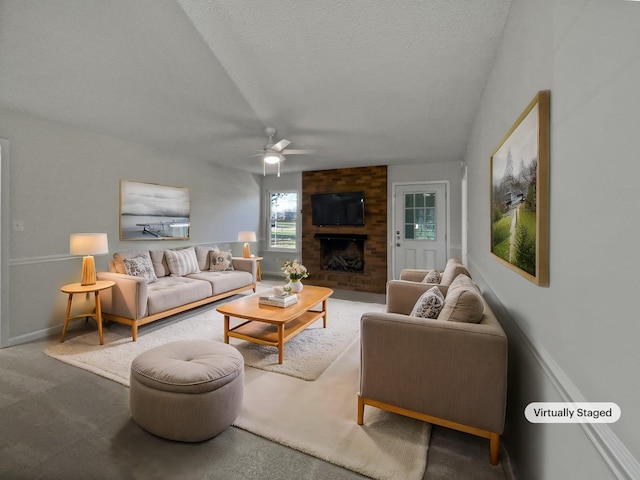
top-left (264, 152), bottom-right (282, 164)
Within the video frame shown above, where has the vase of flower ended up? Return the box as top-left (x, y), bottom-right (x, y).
top-left (287, 278), bottom-right (303, 293)
top-left (282, 260), bottom-right (308, 294)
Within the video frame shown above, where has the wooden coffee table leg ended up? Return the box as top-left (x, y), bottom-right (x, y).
top-left (278, 324), bottom-right (284, 364)
top-left (322, 299), bottom-right (328, 328)
top-left (224, 315), bottom-right (230, 343)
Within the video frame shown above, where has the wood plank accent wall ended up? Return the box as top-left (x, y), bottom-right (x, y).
top-left (302, 165), bottom-right (387, 294)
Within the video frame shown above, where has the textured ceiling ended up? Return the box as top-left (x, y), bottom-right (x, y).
top-left (0, 0), bottom-right (511, 175)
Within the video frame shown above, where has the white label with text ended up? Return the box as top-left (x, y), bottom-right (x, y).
top-left (524, 402), bottom-right (620, 423)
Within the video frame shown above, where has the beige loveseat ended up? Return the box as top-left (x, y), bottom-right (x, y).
top-left (358, 273), bottom-right (508, 465)
top-left (97, 245), bottom-right (256, 341)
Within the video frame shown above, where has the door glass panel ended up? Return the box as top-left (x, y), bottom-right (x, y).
top-left (404, 191), bottom-right (436, 241)
top-left (405, 209), bottom-right (414, 224)
top-left (405, 224), bottom-right (415, 240)
top-left (404, 193), bottom-right (414, 208)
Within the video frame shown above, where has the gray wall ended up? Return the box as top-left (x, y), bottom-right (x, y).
top-left (464, 1), bottom-right (640, 479)
top-left (1, 107), bottom-right (260, 346)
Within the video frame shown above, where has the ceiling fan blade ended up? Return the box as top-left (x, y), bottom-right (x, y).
top-left (281, 149), bottom-right (316, 155)
top-left (271, 139), bottom-right (291, 152)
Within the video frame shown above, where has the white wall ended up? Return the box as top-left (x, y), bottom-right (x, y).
top-left (1, 108), bottom-right (260, 346)
top-left (464, 1), bottom-right (640, 478)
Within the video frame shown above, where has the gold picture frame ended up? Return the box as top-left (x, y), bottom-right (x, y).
top-left (490, 90), bottom-right (549, 286)
top-left (120, 180), bottom-right (191, 240)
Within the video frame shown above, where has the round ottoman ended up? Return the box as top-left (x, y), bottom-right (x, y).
top-left (130, 339), bottom-right (243, 442)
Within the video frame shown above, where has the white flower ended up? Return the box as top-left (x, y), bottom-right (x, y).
top-left (281, 260), bottom-right (309, 281)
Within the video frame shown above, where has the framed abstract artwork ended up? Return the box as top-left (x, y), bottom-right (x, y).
top-left (120, 180), bottom-right (191, 240)
top-left (490, 90), bottom-right (549, 286)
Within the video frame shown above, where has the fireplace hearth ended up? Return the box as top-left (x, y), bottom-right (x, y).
top-left (315, 233), bottom-right (367, 273)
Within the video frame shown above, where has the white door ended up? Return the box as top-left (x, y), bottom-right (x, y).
top-left (393, 182), bottom-right (448, 278)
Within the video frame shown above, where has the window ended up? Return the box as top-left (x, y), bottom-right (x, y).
top-left (268, 191), bottom-right (298, 250)
top-left (404, 192), bottom-right (436, 241)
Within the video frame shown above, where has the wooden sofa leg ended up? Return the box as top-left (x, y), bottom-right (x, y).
top-left (489, 432), bottom-right (500, 465)
top-left (357, 395), bottom-right (364, 425)
top-left (132, 324), bottom-right (138, 342)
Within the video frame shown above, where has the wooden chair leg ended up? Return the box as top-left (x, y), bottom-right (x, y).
top-left (357, 396), bottom-right (365, 425)
top-left (490, 432), bottom-right (500, 465)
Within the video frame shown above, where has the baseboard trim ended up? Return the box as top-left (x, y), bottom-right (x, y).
top-left (467, 257), bottom-right (640, 480)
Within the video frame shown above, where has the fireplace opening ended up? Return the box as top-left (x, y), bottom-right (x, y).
top-left (315, 233), bottom-right (367, 273)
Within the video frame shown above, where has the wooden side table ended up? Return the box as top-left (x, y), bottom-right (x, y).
top-left (60, 280), bottom-right (115, 345)
top-left (253, 256), bottom-right (264, 282)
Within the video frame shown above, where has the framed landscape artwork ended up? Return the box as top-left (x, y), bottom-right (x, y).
top-left (120, 180), bottom-right (191, 240)
top-left (490, 90), bottom-right (549, 286)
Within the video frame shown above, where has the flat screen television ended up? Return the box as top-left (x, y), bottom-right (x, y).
top-left (311, 191), bottom-right (365, 226)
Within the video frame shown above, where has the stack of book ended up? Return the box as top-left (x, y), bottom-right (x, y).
top-left (258, 292), bottom-right (299, 308)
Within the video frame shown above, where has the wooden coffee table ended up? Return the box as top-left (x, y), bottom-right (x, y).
top-left (216, 285), bottom-right (333, 364)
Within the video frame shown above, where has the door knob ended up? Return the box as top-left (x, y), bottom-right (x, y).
top-left (396, 243), bottom-right (401, 247)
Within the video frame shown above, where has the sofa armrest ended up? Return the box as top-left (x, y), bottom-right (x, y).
top-left (96, 271), bottom-right (148, 320)
top-left (359, 311), bottom-right (507, 433)
top-left (386, 280), bottom-right (448, 315)
top-left (232, 257), bottom-right (257, 283)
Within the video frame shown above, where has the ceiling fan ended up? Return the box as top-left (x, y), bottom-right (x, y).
top-left (255, 127), bottom-right (315, 176)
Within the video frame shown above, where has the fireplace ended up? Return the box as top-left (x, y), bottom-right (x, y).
top-left (315, 233), bottom-right (367, 273)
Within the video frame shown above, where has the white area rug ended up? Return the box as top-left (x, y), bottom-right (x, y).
top-left (45, 296), bottom-right (431, 480)
top-left (46, 296), bottom-right (382, 382)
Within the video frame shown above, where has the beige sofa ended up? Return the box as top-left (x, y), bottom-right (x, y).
top-left (97, 245), bottom-right (256, 341)
top-left (358, 273), bottom-right (508, 465)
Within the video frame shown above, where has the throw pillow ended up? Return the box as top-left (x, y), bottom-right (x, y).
top-left (209, 251), bottom-right (234, 272)
top-left (438, 274), bottom-right (484, 323)
top-left (423, 270), bottom-right (441, 284)
top-left (113, 250), bottom-right (150, 274)
top-left (164, 247), bottom-right (200, 276)
top-left (410, 286), bottom-right (445, 319)
top-left (439, 259), bottom-right (471, 286)
top-left (123, 255), bottom-right (158, 284)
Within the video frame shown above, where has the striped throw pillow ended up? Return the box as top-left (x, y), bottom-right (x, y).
top-left (164, 247), bottom-right (200, 276)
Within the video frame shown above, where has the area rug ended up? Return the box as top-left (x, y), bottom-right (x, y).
top-left (236, 337), bottom-right (431, 480)
top-left (46, 296), bottom-right (385, 383)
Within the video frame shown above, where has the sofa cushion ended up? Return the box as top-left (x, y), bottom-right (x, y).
top-left (188, 271), bottom-right (252, 295)
top-left (195, 245), bottom-right (220, 271)
top-left (113, 250), bottom-right (151, 275)
top-left (149, 249), bottom-right (170, 278)
top-left (439, 259), bottom-right (471, 286)
top-left (423, 270), bottom-right (441, 284)
top-left (438, 274), bottom-right (484, 323)
top-left (410, 286), bottom-right (444, 319)
top-left (165, 247), bottom-right (200, 276)
top-left (146, 276), bottom-right (212, 315)
top-left (209, 251), bottom-right (234, 272)
top-left (123, 255), bottom-right (158, 284)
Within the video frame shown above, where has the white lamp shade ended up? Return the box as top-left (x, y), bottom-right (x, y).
top-left (237, 231), bottom-right (257, 242)
top-left (70, 233), bottom-right (109, 256)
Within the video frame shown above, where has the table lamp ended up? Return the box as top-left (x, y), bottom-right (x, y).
top-left (70, 233), bottom-right (109, 285)
top-left (237, 231), bottom-right (257, 258)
